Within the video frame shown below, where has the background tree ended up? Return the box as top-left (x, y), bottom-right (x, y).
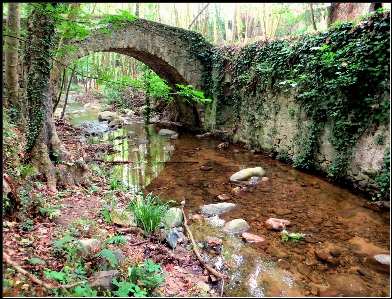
top-left (4, 3), bottom-right (21, 116)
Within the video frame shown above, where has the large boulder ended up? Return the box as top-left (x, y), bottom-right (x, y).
top-left (230, 167), bottom-right (266, 182)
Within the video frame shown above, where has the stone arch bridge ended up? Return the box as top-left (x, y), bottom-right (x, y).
top-left (53, 18), bottom-right (213, 128)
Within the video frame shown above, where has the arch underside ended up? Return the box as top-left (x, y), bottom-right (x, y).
top-left (107, 48), bottom-right (188, 91)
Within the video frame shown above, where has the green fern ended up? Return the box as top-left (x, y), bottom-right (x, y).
top-left (93, 249), bottom-right (118, 267)
top-left (102, 235), bottom-right (127, 247)
top-left (52, 235), bottom-right (76, 248)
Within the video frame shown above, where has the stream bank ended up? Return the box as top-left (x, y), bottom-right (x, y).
top-left (61, 94), bottom-right (390, 297)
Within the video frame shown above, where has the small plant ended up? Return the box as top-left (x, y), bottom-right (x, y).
top-left (128, 192), bottom-right (172, 234)
top-left (101, 206), bottom-right (112, 223)
top-left (19, 164), bottom-right (37, 179)
top-left (93, 249), bottom-right (118, 268)
top-left (102, 235), bottom-right (127, 247)
top-left (20, 218), bottom-right (34, 231)
top-left (375, 134), bottom-right (386, 145)
top-left (112, 259), bottom-right (166, 297)
top-left (52, 235), bottom-right (87, 262)
top-left (281, 230), bottom-right (306, 242)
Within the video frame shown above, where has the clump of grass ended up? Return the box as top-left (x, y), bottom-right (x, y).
top-left (128, 192), bottom-right (172, 234)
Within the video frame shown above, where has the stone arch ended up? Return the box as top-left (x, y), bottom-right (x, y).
top-left (52, 18), bottom-right (213, 129)
top-left (54, 18), bottom-right (209, 92)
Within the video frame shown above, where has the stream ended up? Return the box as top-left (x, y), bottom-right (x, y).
top-left (66, 99), bottom-right (390, 297)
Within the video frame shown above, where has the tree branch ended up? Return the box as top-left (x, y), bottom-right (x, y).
top-left (3, 252), bottom-right (84, 290)
top-left (188, 3), bottom-right (210, 29)
top-left (180, 202), bottom-right (229, 280)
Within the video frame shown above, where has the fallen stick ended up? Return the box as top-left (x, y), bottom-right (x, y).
top-left (3, 252), bottom-right (84, 290)
top-left (180, 204), bottom-right (229, 282)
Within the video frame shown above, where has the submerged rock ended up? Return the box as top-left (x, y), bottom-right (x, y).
top-left (158, 129), bottom-right (177, 136)
top-left (223, 219), bottom-right (250, 234)
top-left (200, 203), bottom-right (236, 216)
top-left (265, 218), bottom-right (291, 230)
top-left (206, 215), bottom-right (226, 227)
top-left (366, 253), bottom-right (390, 274)
top-left (230, 167), bottom-right (266, 182)
top-left (241, 232), bottom-right (268, 244)
top-left (326, 274), bottom-right (371, 297)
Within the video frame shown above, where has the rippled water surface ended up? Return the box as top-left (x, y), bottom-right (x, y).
top-left (68, 102), bottom-right (390, 297)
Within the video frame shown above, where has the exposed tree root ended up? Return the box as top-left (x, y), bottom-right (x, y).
top-left (3, 252), bottom-right (84, 290)
top-left (180, 202), bottom-right (229, 284)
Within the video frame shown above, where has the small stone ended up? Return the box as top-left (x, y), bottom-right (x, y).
top-left (297, 263), bottom-right (311, 276)
top-left (241, 232), bottom-right (268, 244)
top-left (273, 208), bottom-right (292, 215)
top-left (261, 177), bottom-right (269, 182)
top-left (314, 250), bottom-right (332, 262)
top-left (329, 249), bottom-right (341, 257)
top-left (265, 218), bottom-right (291, 230)
top-left (203, 236), bottom-right (223, 254)
top-left (357, 267), bottom-right (372, 276)
top-left (216, 194), bottom-right (230, 201)
top-left (277, 259), bottom-right (291, 269)
top-left (200, 165), bottom-right (212, 171)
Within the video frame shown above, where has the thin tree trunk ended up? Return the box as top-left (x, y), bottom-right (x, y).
top-left (173, 4), bottom-right (179, 27)
top-left (53, 69), bottom-right (66, 112)
top-left (60, 64), bottom-right (76, 119)
top-left (4, 3), bottom-right (21, 112)
top-left (213, 4), bottom-right (218, 43)
top-left (201, 4), bottom-right (209, 36)
top-left (310, 3), bottom-right (317, 32)
top-left (50, 3), bottom-right (80, 110)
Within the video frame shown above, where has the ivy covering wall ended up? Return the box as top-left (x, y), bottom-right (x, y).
top-left (204, 10), bottom-right (390, 198)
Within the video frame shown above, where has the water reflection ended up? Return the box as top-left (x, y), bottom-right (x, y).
top-left (67, 103), bottom-right (173, 195)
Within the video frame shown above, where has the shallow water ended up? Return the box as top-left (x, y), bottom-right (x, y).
top-left (67, 103), bottom-right (390, 297)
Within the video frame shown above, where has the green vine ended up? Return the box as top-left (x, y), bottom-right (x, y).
top-left (24, 3), bottom-right (59, 152)
top-left (208, 10), bottom-right (389, 183)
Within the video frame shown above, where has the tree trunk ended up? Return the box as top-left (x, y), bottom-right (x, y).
top-left (53, 69), bottom-right (66, 112)
top-left (310, 3), bottom-right (317, 32)
top-left (201, 5), bottom-right (209, 36)
top-left (4, 3), bottom-right (21, 112)
top-left (50, 3), bottom-right (80, 111)
top-left (25, 3), bottom-right (90, 190)
top-left (60, 64), bottom-right (76, 119)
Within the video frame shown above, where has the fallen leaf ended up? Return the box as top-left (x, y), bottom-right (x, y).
top-left (166, 264), bottom-right (174, 272)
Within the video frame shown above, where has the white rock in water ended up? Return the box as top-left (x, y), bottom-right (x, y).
top-left (223, 219), bottom-right (250, 234)
top-left (230, 167), bottom-right (266, 182)
top-left (374, 254), bottom-right (390, 265)
top-left (158, 129), bottom-right (177, 136)
top-left (206, 215), bottom-right (226, 227)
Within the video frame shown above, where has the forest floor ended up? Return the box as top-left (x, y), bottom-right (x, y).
top-left (2, 95), bottom-right (221, 297)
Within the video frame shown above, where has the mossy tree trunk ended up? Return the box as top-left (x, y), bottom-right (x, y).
top-left (25, 3), bottom-right (90, 190)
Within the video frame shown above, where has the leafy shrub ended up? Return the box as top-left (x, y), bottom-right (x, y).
top-left (128, 192), bottom-right (172, 234)
top-left (112, 259), bottom-right (166, 297)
